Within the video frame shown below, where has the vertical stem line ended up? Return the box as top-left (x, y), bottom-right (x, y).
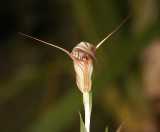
top-left (83, 92), bottom-right (92, 132)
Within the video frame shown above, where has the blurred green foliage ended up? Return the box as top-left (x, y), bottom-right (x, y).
top-left (0, 0), bottom-right (160, 132)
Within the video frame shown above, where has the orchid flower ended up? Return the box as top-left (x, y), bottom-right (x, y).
top-left (19, 15), bottom-right (129, 132)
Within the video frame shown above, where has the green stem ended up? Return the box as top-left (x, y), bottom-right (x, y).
top-left (83, 92), bottom-right (92, 132)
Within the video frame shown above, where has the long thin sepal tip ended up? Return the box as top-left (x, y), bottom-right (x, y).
top-left (18, 32), bottom-right (72, 58)
top-left (96, 15), bottom-right (130, 49)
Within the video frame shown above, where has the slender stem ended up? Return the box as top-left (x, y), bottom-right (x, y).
top-left (83, 92), bottom-right (92, 132)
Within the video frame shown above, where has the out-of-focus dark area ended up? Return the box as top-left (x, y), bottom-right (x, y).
top-left (0, 0), bottom-right (160, 132)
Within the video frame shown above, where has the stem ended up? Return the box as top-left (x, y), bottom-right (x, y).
top-left (83, 92), bottom-right (92, 132)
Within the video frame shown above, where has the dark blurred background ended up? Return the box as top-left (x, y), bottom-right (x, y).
top-left (0, 0), bottom-right (160, 132)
